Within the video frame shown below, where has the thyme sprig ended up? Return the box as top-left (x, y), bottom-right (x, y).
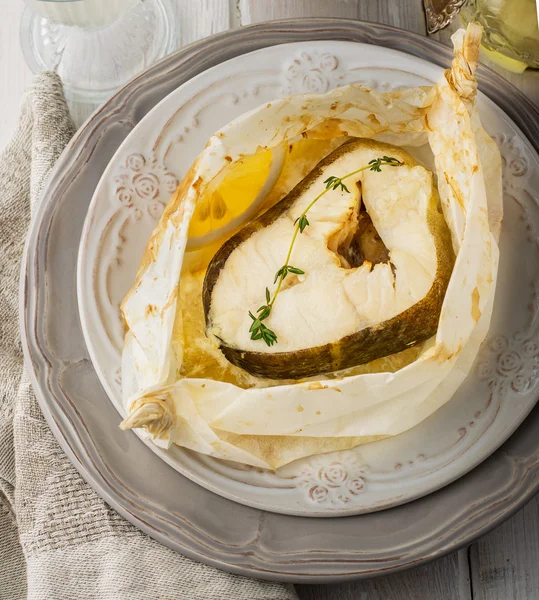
top-left (248, 155), bottom-right (403, 346)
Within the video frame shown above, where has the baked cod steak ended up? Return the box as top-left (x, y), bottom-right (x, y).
top-left (203, 139), bottom-right (455, 379)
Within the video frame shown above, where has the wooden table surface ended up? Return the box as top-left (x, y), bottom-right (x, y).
top-left (2, 1), bottom-right (538, 598)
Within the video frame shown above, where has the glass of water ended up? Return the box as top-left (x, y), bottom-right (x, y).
top-left (21, 0), bottom-right (177, 101)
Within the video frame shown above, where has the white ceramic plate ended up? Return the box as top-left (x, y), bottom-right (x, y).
top-left (78, 40), bottom-right (539, 516)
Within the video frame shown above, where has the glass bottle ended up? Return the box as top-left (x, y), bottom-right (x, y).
top-left (460, 0), bottom-right (539, 72)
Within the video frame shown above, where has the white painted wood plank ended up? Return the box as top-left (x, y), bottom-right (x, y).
top-left (239, 0), bottom-right (359, 22)
top-left (0, 2), bottom-right (34, 152)
top-left (296, 549), bottom-right (471, 600)
top-left (173, 0), bottom-right (231, 46)
top-left (239, 0), bottom-right (426, 33)
top-left (470, 496), bottom-right (539, 600)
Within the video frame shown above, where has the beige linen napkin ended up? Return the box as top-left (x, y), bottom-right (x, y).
top-left (0, 72), bottom-right (298, 600)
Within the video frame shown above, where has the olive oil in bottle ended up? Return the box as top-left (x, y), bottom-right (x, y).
top-left (460, 0), bottom-right (539, 72)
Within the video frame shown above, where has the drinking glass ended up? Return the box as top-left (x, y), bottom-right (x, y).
top-left (21, 0), bottom-right (177, 101)
top-left (461, 0), bottom-right (539, 72)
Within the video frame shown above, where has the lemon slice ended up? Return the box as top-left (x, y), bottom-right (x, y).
top-left (187, 148), bottom-right (284, 249)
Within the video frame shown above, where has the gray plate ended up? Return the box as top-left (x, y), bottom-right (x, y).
top-left (21, 18), bottom-right (539, 582)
